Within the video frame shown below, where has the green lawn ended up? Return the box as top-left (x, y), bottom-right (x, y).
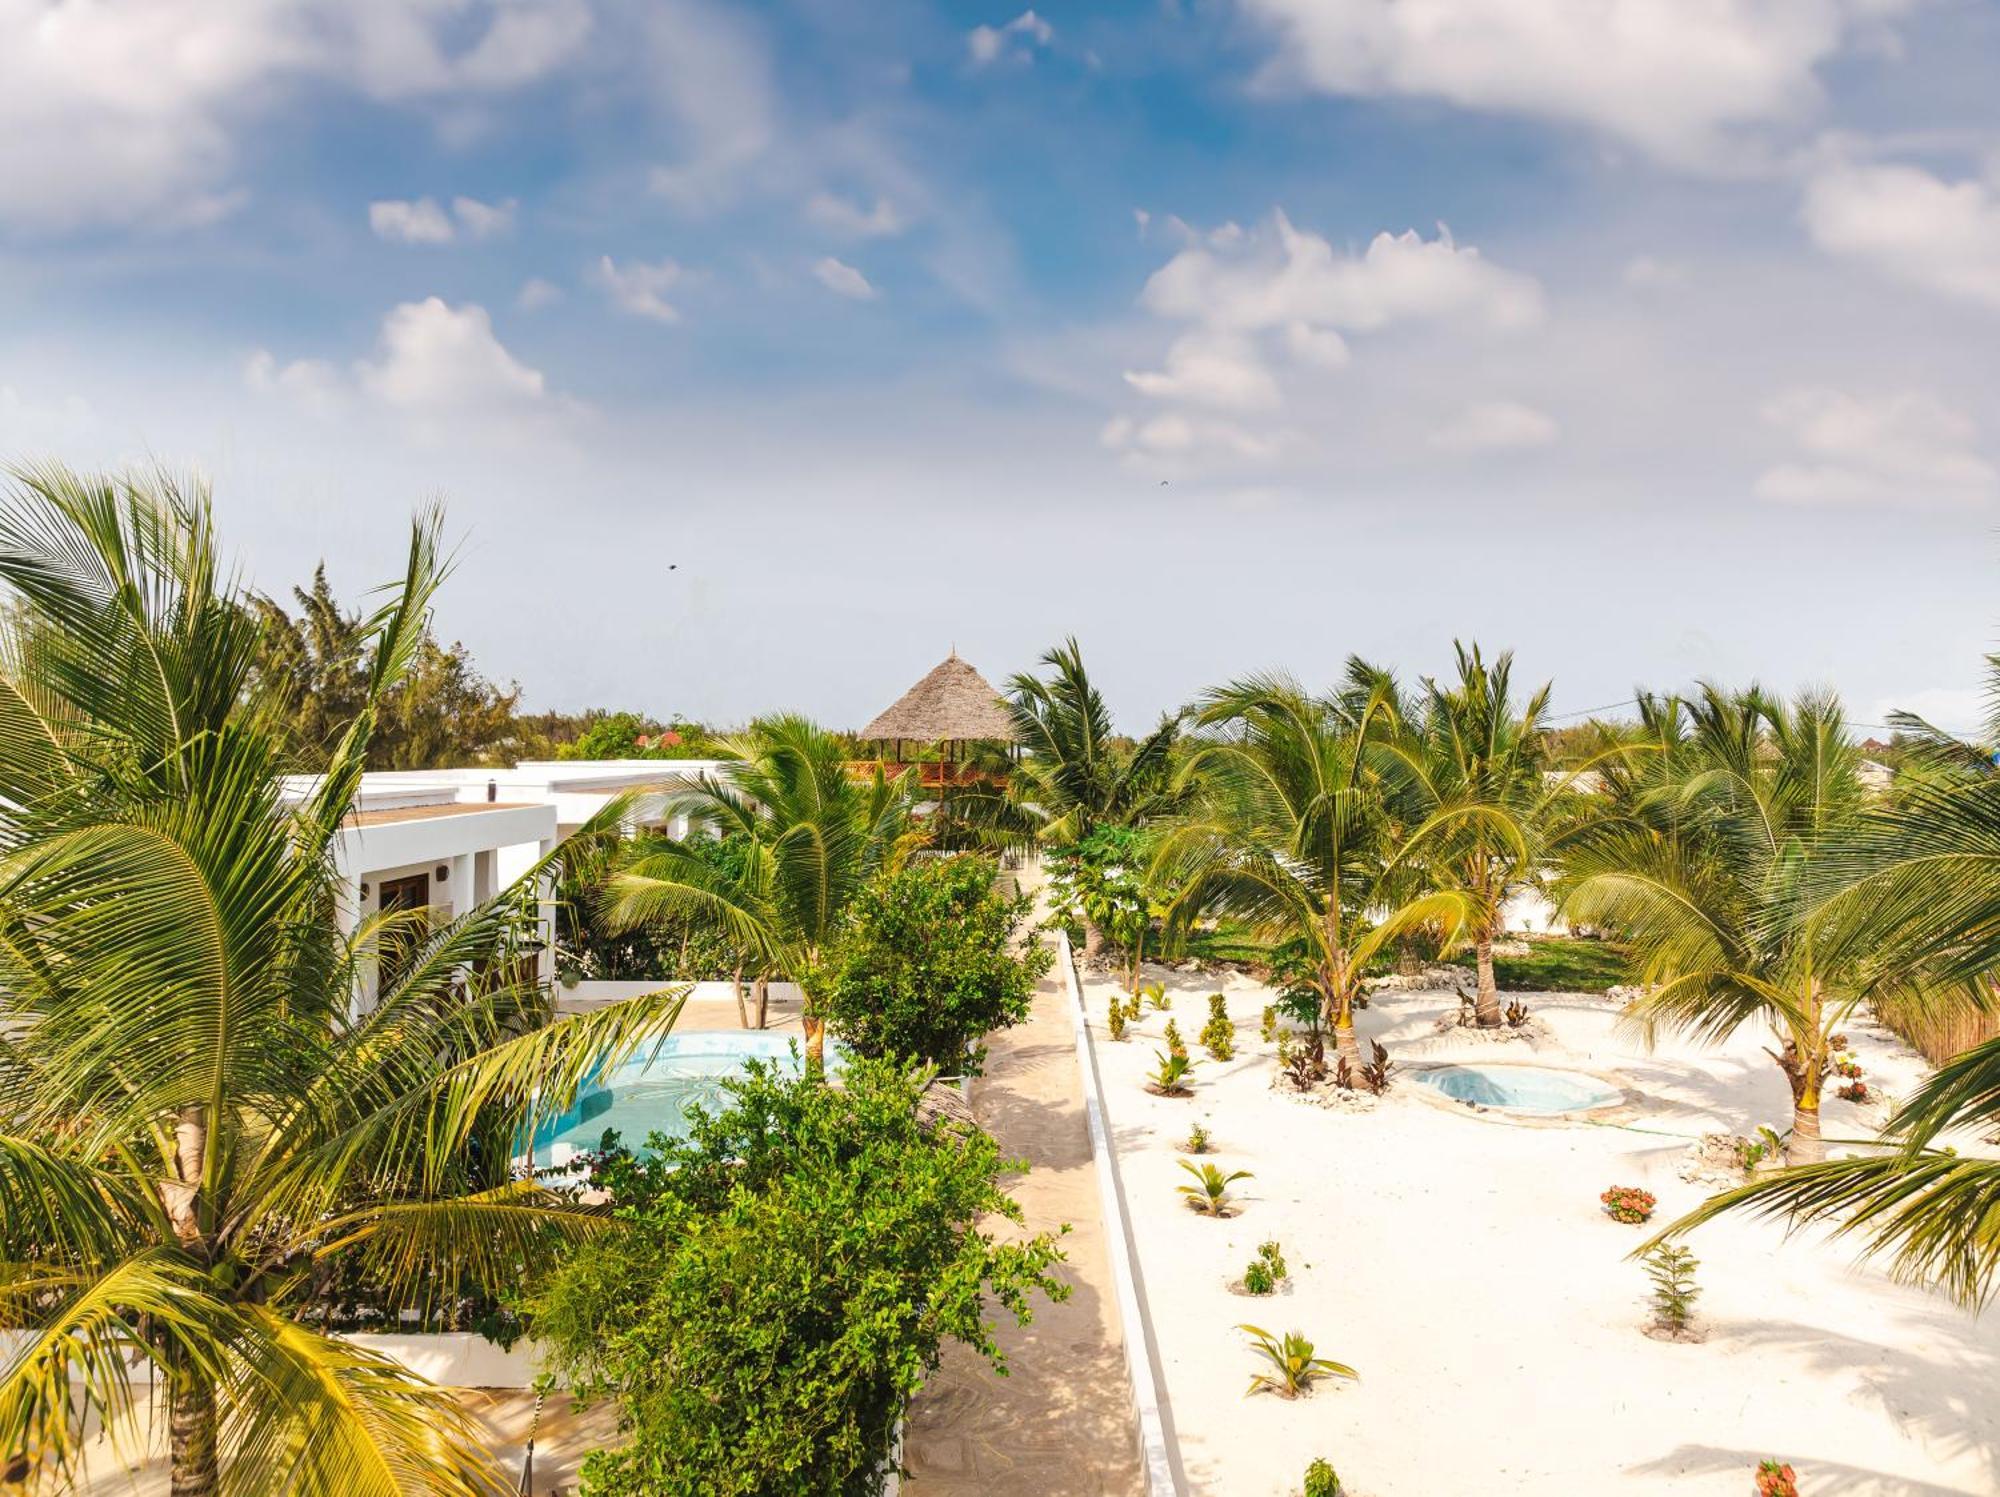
top-left (1447, 936), bottom-right (1632, 994)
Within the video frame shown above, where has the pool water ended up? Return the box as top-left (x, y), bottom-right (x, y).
top-left (1413, 1064), bottom-right (1621, 1114)
top-left (527, 1031), bottom-right (831, 1160)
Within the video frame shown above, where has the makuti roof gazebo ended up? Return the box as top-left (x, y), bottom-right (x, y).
top-left (861, 651), bottom-right (1019, 790)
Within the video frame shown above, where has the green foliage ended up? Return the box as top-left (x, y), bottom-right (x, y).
top-left (816, 855), bottom-right (1050, 1076)
top-left (247, 562), bottom-right (521, 769)
top-left (1260, 1005), bottom-right (1279, 1043)
top-left (1238, 1326), bottom-right (1357, 1399)
top-left (1108, 997), bottom-right (1129, 1041)
top-left (1302, 1457), bottom-right (1343, 1497)
top-left (1257, 1239), bottom-right (1289, 1280)
top-left (1163, 1017), bottom-right (1188, 1059)
top-left (1445, 935), bottom-right (1633, 994)
top-left (1644, 1242), bottom-right (1701, 1333)
top-left (1243, 1259), bottom-right (1276, 1296)
top-left (1601, 1185), bottom-right (1657, 1224)
top-left (1147, 1050), bottom-right (1196, 1095)
top-left (1200, 1013), bottom-right (1235, 1061)
top-left (534, 1056), bottom-right (1068, 1497)
top-left (1207, 992), bottom-right (1228, 1022)
top-left (1177, 1160), bottom-right (1252, 1216)
top-left (558, 831), bottom-right (752, 983)
top-left (555, 710), bottom-right (720, 760)
top-left (1184, 1120), bottom-right (1211, 1154)
top-left (1139, 978), bottom-right (1171, 1011)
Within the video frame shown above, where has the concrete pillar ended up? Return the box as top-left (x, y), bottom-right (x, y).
top-left (536, 836), bottom-right (557, 987)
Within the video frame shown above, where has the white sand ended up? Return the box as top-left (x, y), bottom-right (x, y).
top-left (1085, 965), bottom-right (2000, 1497)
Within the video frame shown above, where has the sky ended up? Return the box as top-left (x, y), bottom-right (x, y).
top-left (3, 0), bottom-right (1999, 735)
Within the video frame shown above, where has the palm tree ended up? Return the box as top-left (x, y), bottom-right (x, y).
top-left (0, 467), bottom-right (684, 1496)
top-left (1155, 672), bottom-right (1467, 1067)
top-left (602, 715), bottom-right (917, 1065)
top-left (1560, 685), bottom-right (1868, 1163)
top-left (1378, 644), bottom-right (1591, 1027)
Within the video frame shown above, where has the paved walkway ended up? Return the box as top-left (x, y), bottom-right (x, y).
top-left (902, 968), bottom-right (1144, 1496)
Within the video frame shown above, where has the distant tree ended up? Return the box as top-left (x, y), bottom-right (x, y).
top-left (555, 710), bottom-right (718, 761)
top-left (248, 565), bottom-right (519, 769)
top-left (817, 855), bottom-right (1050, 1075)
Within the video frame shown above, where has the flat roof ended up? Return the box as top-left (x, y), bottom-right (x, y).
top-left (345, 801), bottom-right (538, 828)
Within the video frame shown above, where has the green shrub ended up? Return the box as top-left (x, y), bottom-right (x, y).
top-left (817, 854), bottom-right (1051, 1076)
top-left (1256, 1239), bottom-right (1289, 1280)
top-left (1208, 992), bottom-right (1228, 1022)
top-left (1302, 1458), bottom-right (1342, 1497)
top-left (533, 1057), bottom-right (1067, 1497)
top-left (1644, 1242), bottom-right (1701, 1334)
top-left (1147, 1049), bottom-right (1196, 1095)
top-left (1163, 1017), bottom-right (1187, 1060)
top-left (1108, 998), bottom-right (1128, 1041)
top-left (1243, 1259), bottom-right (1275, 1295)
top-left (1260, 1005), bottom-right (1279, 1043)
top-left (1185, 1120), bottom-right (1211, 1153)
top-left (1200, 1014), bottom-right (1235, 1061)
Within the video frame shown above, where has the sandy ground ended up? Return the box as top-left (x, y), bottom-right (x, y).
top-left (1085, 962), bottom-right (2000, 1497)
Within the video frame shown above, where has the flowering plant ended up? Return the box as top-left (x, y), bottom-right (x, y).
top-left (1755, 1458), bottom-right (1798, 1496)
top-left (1601, 1185), bottom-right (1657, 1224)
top-left (1837, 1080), bottom-right (1870, 1103)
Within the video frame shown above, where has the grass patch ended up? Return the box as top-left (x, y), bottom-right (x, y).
top-left (1450, 936), bottom-right (1631, 994)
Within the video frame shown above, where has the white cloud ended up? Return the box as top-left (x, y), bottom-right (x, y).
top-left (1100, 411), bottom-right (1291, 469)
top-left (1430, 400), bottom-right (1560, 452)
top-left (1802, 157), bottom-right (2000, 311)
top-left (245, 349), bottom-right (347, 414)
top-left (1124, 333), bottom-right (1283, 411)
top-left (1623, 256), bottom-right (1690, 290)
top-left (644, 1), bottom-right (778, 211)
top-left (1755, 387), bottom-right (1995, 506)
top-left (452, 195), bottom-right (517, 238)
top-left (968, 11), bottom-right (1054, 67)
top-left (811, 257), bottom-right (878, 300)
top-left (1239, 0), bottom-right (1911, 167)
top-left (370, 197), bottom-right (456, 245)
top-left (1141, 213), bottom-right (1545, 337)
top-left (1872, 687), bottom-right (1985, 735)
top-left (594, 256), bottom-right (685, 323)
top-left (805, 192), bottom-right (904, 238)
top-left (354, 298), bottom-right (546, 410)
top-left (517, 277), bottom-right (565, 311)
top-left (0, 0), bottom-right (589, 232)
top-left (1283, 321), bottom-right (1351, 369)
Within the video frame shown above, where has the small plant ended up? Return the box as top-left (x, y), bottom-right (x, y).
top-left (1185, 1120), bottom-right (1212, 1154)
top-left (1504, 999), bottom-right (1530, 1028)
top-left (1178, 1159), bottom-right (1252, 1216)
top-left (1260, 1005), bottom-right (1279, 1043)
top-left (1163, 1017), bottom-right (1188, 1060)
top-left (1201, 1013), bottom-right (1235, 1061)
top-left (1138, 979), bottom-right (1170, 1012)
top-left (1601, 1185), bottom-right (1657, 1224)
top-left (1208, 992), bottom-right (1228, 1021)
top-left (1147, 1049), bottom-right (1196, 1096)
top-left (1238, 1325), bottom-right (1357, 1399)
top-left (1755, 1459), bottom-right (1798, 1497)
top-left (1837, 1079), bottom-right (1871, 1103)
top-left (1360, 1040), bottom-right (1393, 1095)
top-left (1108, 999), bottom-right (1128, 1041)
top-left (1302, 1458), bottom-right (1342, 1497)
top-left (1735, 1125), bottom-right (1786, 1172)
top-left (1644, 1241), bottom-right (1700, 1335)
top-left (1833, 1051), bottom-right (1864, 1080)
top-left (1256, 1239), bottom-right (1289, 1280)
top-left (1333, 1055), bottom-right (1354, 1090)
top-left (1243, 1259), bottom-right (1276, 1295)
top-left (1278, 1032), bottom-right (1325, 1091)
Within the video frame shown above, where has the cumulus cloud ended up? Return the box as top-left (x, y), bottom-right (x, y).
top-left (517, 277), bottom-right (565, 311)
top-left (594, 256), bottom-right (685, 323)
top-left (1101, 411), bottom-right (1290, 469)
top-left (1238, 0), bottom-right (1910, 167)
top-left (245, 349), bottom-right (347, 414)
top-left (1755, 387), bottom-right (1995, 506)
top-left (1124, 333), bottom-right (1283, 411)
top-left (0, 0), bottom-right (589, 232)
top-left (805, 192), bottom-right (904, 238)
top-left (968, 11), bottom-right (1053, 67)
top-left (1803, 157), bottom-right (2000, 311)
top-left (451, 195), bottom-right (517, 238)
top-left (644, 0), bottom-right (778, 211)
top-left (1430, 400), bottom-right (1560, 452)
top-left (811, 257), bottom-right (878, 300)
top-left (370, 197), bottom-right (456, 245)
top-left (354, 298), bottom-right (546, 410)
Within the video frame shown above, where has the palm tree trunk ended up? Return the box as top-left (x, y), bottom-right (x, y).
top-left (163, 1104), bottom-right (204, 1245)
top-left (1081, 920), bottom-right (1105, 970)
top-left (731, 965), bottom-right (748, 1028)
top-left (752, 974), bottom-right (770, 1030)
top-left (1473, 929), bottom-right (1503, 1028)
top-left (1788, 1098), bottom-right (1825, 1164)
top-left (169, 1372), bottom-right (219, 1497)
top-left (1329, 989), bottom-right (1362, 1069)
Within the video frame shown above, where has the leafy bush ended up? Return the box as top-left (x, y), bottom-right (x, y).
top-left (1302, 1458), bottom-right (1342, 1497)
top-left (1178, 1160), bottom-right (1252, 1216)
top-left (1140, 979), bottom-right (1171, 1012)
top-left (1244, 1260), bottom-right (1276, 1296)
top-left (1185, 1120), bottom-right (1212, 1154)
top-left (533, 1057), bottom-right (1067, 1497)
top-left (1108, 998), bottom-right (1128, 1041)
top-left (1277, 1032), bottom-right (1326, 1092)
top-left (1601, 1185), bottom-right (1657, 1224)
top-left (1260, 1005), bottom-right (1279, 1043)
top-left (1360, 1040), bottom-right (1394, 1095)
top-left (1256, 1240), bottom-right (1289, 1280)
top-left (1755, 1459), bottom-right (1799, 1497)
top-left (1200, 1014), bottom-right (1235, 1061)
top-left (817, 854), bottom-right (1051, 1076)
top-left (1837, 1080), bottom-right (1871, 1103)
top-left (1239, 1326), bottom-right (1357, 1399)
top-left (1163, 1017), bottom-right (1188, 1060)
top-left (1644, 1242), bottom-right (1701, 1334)
top-left (1147, 1050), bottom-right (1196, 1096)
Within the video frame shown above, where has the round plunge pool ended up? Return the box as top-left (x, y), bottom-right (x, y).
top-left (1412, 1064), bottom-right (1622, 1115)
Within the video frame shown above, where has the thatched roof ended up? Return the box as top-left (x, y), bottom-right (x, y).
top-left (860, 652), bottom-right (1018, 743)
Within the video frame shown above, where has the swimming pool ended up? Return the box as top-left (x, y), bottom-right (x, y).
top-left (527, 1030), bottom-right (832, 1161)
top-left (1412, 1064), bottom-right (1622, 1115)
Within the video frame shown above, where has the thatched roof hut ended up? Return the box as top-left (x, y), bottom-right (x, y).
top-left (860, 652), bottom-right (1018, 745)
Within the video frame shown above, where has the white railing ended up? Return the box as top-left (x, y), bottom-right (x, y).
top-left (1054, 928), bottom-right (1180, 1496)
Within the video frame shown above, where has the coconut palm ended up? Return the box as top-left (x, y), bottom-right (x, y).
top-left (0, 467), bottom-right (685, 1496)
top-left (1560, 685), bottom-right (1868, 1163)
top-left (1156, 672), bottom-right (1468, 1067)
top-left (1377, 644), bottom-right (1595, 1026)
top-left (602, 715), bottom-right (917, 1065)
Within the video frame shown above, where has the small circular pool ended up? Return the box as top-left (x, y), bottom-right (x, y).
top-left (527, 1030), bottom-right (837, 1162)
top-left (1412, 1064), bottom-right (1622, 1115)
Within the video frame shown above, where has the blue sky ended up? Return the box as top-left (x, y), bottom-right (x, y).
top-left (3, 0), bottom-right (1999, 734)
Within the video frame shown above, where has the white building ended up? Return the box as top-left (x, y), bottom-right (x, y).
top-left (284, 759), bottom-right (731, 1010)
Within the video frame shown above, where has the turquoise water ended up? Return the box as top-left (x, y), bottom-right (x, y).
top-left (527, 1031), bottom-right (834, 1159)
top-left (1413, 1064), bottom-right (1621, 1114)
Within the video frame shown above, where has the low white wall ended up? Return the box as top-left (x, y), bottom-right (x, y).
top-left (0, 1330), bottom-right (544, 1390)
top-left (558, 978), bottom-right (803, 1010)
